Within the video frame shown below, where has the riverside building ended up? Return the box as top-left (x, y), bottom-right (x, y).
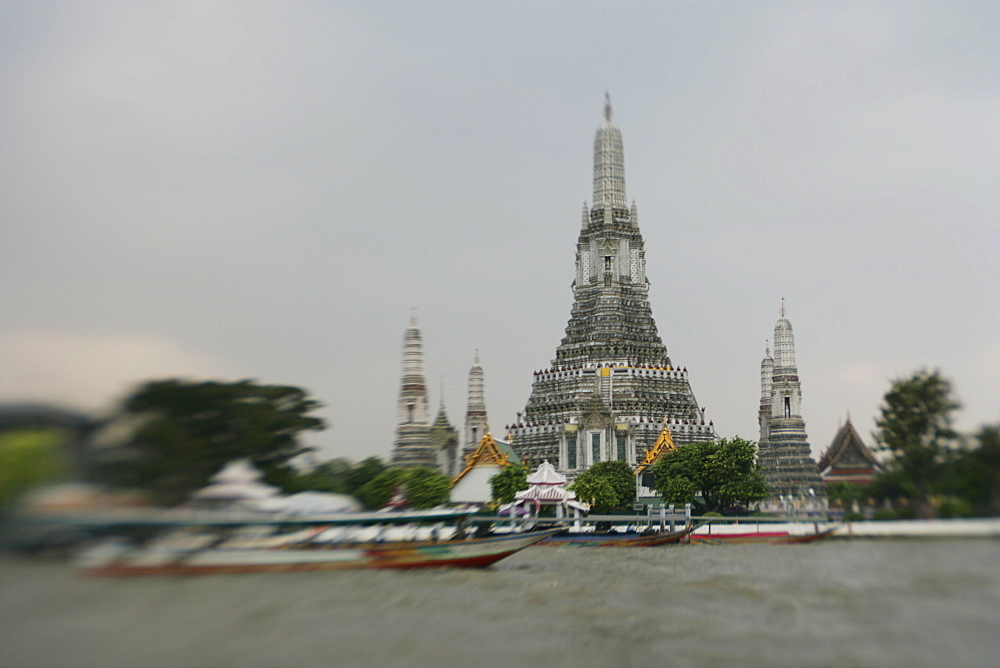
top-left (507, 96), bottom-right (715, 475)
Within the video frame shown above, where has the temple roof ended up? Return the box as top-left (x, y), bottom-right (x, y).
top-left (192, 459), bottom-right (280, 501)
top-left (636, 419), bottom-right (678, 476)
top-left (451, 431), bottom-right (518, 485)
top-left (526, 460), bottom-right (566, 485)
top-left (818, 418), bottom-right (880, 472)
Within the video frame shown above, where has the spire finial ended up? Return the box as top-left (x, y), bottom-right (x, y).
top-left (780, 297), bottom-right (786, 318)
top-left (409, 307), bottom-right (418, 327)
top-left (474, 349), bottom-right (480, 365)
top-left (765, 339), bottom-right (771, 356)
top-left (604, 91), bottom-right (612, 122)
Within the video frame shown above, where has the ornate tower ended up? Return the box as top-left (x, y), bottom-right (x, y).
top-left (431, 400), bottom-right (459, 477)
top-left (758, 342), bottom-right (774, 445)
top-left (390, 312), bottom-right (436, 468)
top-left (463, 352), bottom-right (489, 467)
top-left (757, 302), bottom-right (826, 512)
top-left (508, 95), bottom-right (715, 473)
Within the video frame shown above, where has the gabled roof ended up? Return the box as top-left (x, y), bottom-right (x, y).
top-left (636, 419), bottom-right (677, 476)
top-left (818, 419), bottom-right (880, 472)
top-left (451, 431), bottom-right (516, 485)
top-left (526, 460), bottom-right (566, 485)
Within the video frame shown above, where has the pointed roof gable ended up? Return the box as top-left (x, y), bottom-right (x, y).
top-left (818, 418), bottom-right (880, 472)
top-left (636, 419), bottom-right (678, 476)
top-left (451, 431), bottom-right (515, 485)
top-left (526, 460), bottom-right (566, 485)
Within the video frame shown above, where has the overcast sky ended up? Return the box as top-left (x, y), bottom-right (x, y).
top-left (2, 1), bottom-right (997, 464)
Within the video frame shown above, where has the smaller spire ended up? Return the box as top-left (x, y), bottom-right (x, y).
top-left (409, 307), bottom-right (418, 327)
top-left (604, 91), bottom-right (612, 122)
top-left (780, 298), bottom-right (786, 318)
top-left (764, 339), bottom-right (771, 357)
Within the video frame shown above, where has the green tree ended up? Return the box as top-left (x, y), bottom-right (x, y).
top-left (825, 481), bottom-right (864, 507)
top-left (0, 429), bottom-right (67, 510)
top-left (570, 460), bottom-right (636, 513)
top-left (967, 424), bottom-right (1000, 515)
top-left (94, 379), bottom-right (325, 504)
top-left (572, 475), bottom-right (617, 513)
top-left (357, 466), bottom-right (451, 510)
top-left (874, 369), bottom-right (959, 516)
top-left (489, 464), bottom-right (529, 504)
top-left (938, 423), bottom-right (1000, 516)
top-left (358, 468), bottom-right (408, 509)
top-left (650, 437), bottom-right (768, 514)
top-left (403, 467), bottom-right (451, 509)
top-left (345, 457), bottom-right (387, 495)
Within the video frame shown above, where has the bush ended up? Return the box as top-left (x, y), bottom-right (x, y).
top-left (872, 508), bottom-right (897, 521)
top-left (936, 497), bottom-right (975, 518)
top-left (843, 511), bottom-right (866, 522)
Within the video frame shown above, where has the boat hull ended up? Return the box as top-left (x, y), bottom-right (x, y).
top-left (81, 529), bottom-right (560, 576)
top-left (689, 525), bottom-right (837, 545)
top-left (539, 525), bottom-right (693, 547)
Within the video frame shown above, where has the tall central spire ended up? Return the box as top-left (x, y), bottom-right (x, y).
top-left (592, 92), bottom-right (628, 210)
top-left (509, 97), bottom-right (714, 474)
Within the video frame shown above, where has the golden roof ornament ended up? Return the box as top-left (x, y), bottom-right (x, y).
top-left (636, 418), bottom-right (677, 476)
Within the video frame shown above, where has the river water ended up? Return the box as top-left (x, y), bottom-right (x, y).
top-left (2, 539), bottom-right (998, 667)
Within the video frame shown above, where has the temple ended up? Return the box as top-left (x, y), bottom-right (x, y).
top-left (756, 302), bottom-right (826, 513)
top-left (818, 417), bottom-right (881, 486)
top-left (508, 95), bottom-right (715, 475)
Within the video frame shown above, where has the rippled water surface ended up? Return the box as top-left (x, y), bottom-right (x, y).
top-left (2, 540), bottom-right (998, 667)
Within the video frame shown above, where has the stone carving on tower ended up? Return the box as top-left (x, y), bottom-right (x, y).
top-left (756, 301), bottom-right (826, 513)
top-left (390, 312), bottom-right (437, 469)
top-left (463, 352), bottom-right (489, 471)
top-left (508, 95), bottom-right (715, 474)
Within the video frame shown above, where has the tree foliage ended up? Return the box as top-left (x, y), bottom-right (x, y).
top-left (94, 379), bottom-right (325, 504)
top-left (489, 464), bottom-right (529, 504)
top-left (874, 369), bottom-right (959, 514)
top-left (937, 423), bottom-right (1000, 516)
top-left (403, 467), bottom-right (452, 509)
top-left (0, 429), bottom-right (67, 509)
top-left (265, 456), bottom-right (386, 497)
top-left (358, 466), bottom-right (451, 510)
top-left (358, 469), bottom-right (408, 510)
top-left (345, 457), bottom-right (388, 494)
top-left (650, 437), bottom-right (768, 514)
top-left (570, 460), bottom-right (636, 513)
top-left (825, 481), bottom-right (865, 506)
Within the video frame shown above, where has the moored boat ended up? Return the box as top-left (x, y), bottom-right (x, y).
top-left (689, 522), bottom-right (838, 545)
top-left (538, 523), bottom-right (696, 547)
